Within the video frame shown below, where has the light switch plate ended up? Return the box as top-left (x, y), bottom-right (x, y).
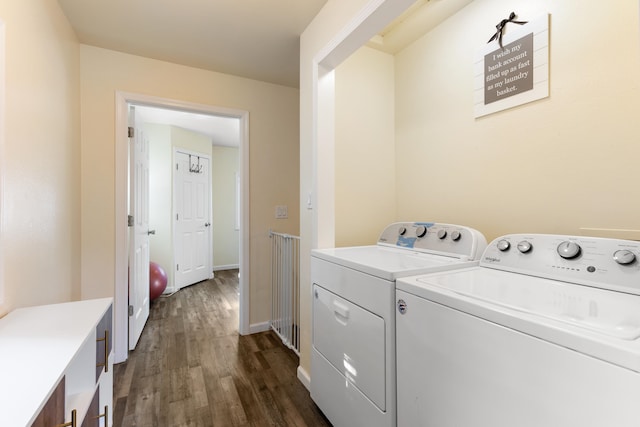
top-left (275, 205), bottom-right (288, 219)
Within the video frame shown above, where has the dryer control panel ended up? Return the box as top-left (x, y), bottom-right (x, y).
top-left (481, 234), bottom-right (640, 295)
top-left (377, 222), bottom-right (487, 261)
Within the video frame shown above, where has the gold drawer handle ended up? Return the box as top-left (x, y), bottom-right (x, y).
top-left (94, 405), bottom-right (109, 426)
top-left (96, 329), bottom-right (109, 372)
top-left (55, 409), bottom-right (76, 427)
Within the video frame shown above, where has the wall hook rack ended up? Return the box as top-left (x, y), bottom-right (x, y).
top-left (188, 154), bottom-right (203, 173)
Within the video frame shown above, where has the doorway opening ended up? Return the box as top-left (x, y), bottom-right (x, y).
top-left (115, 92), bottom-right (250, 363)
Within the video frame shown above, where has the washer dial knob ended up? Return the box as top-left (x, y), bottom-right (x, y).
top-left (397, 299), bottom-right (407, 315)
top-left (557, 241), bottom-right (581, 259)
top-left (517, 241), bottom-right (532, 253)
top-left (451, 230), bottom-right (461, 241)
top-left (416, 225), bottom-right (427, 238)
top-left (399, 226), bottom-right (407, 236)
top-left (497, 239), bottom-right (510, 251)
top-left (437, 229), bottom-right (447, 239)
top-left (613, 249), bottom-right (636, 265)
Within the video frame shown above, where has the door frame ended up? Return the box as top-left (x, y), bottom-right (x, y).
top-left (115, 91), bottom-right (250, 363)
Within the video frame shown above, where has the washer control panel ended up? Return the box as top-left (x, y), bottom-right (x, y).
top-left (481, 234), bottom-right (640, 295)
top-left (377, 222), bottom-right (487, 260)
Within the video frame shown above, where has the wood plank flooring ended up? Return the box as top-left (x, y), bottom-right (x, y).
top-left (113, 270), bottom-right (331, 427)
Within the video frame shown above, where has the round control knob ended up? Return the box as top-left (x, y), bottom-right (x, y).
top-left (397, 299), bottom-right (407, 315)
top-left (497, 239), bottom-right (510, 251)
top-left (398, 226), bottom-right (407, 236)
top-left (451, 230), bottom-right (461, 241)
top-left (517, 241), bottom-right (532, 253)
top-left (557, 241), bottom-right (581, 259)
top-left (437, 229), bottom-right (447, 239)
top-left (613, 249), bottom-right (636, 265)
top-left (416, 225), bottom-right (427, 238)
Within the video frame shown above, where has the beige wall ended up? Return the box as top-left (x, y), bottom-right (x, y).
top-left (212, 145), bottom-right (240, 269)
top-left (335, 46), bottom-right (396, 247)
top-left (394, 0), bottom-right (640, 242)
top-left (173, 126), bottom-right (213, 157)
top-left (0, 0), bottom-right (80, 317)
top-left (80, 46), bottom-right (300, 327)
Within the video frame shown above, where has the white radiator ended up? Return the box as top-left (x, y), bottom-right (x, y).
top-left (269, 230), bottom-right (300, 355)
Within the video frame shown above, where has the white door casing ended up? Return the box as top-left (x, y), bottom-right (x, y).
top-left (115, 92), bottom-right (250, 364)
top-left (174, 150), bottom-right (212, 290)
top-left (128, 107), bottom-right (150, 350)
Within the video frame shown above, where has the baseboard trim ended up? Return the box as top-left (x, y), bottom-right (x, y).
top-left (213, 264), bottom-right (240, 271)
top-left (249, 321), bottom-right (270, 334)
top-left (297, 365), bottom-right (311, 391)
top-left (160, 286), bottom-right (177, 296)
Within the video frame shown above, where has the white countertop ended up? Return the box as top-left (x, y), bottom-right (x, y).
top-left (0, 297), bottom-right (112, 427)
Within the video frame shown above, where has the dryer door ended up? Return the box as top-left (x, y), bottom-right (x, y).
top-left (313, 284), bottom-right (386, 410)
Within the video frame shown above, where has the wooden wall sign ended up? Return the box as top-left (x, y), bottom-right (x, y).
top-left (474, 14), bottom-right (549, 118)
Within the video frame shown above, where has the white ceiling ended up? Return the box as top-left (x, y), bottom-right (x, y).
top-left (135, 105), bottom-right (241, 147)
top-left (58, 0), bottom-right (473, 146)
top-left (57, 0), bottom-right (328, 89)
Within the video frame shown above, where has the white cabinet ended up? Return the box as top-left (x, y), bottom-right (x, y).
top-left (0, 298), bottom-right (113, 427)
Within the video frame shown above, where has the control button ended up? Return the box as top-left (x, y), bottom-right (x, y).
top-left (557, 241), bottom-right (581, 259)
top-left (451, 230), bottom-right (461, 241)
top-left (587, 266), bottom-right (596, 273)
top-left (517, 241), bottom-right (532, 253)
top-left (416, 225), bottom-right (428, 238)
top-left (437, 229), bottom-right (447, 239)
top-left (397, 299), bottom-right (407, 315)
top-left (613, 249), bottom-right (636, 265)
top-left (496, 239), bottom-right (510, 251)
top-left (399, 226), bottom-right (407, 236)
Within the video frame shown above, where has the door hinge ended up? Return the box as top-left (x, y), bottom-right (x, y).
top-left (128, 126), bottom-right (134, 138)
top-left (176, 264), bottom-right (179, 271)
top-left (128, 305), bottom-right (134, 316)
top-left (128, 215), bottom-right (134, 227)
top-left (176, 163), bottom-right (179, 170)
top-left (176, 213), bottom-right (179, 221)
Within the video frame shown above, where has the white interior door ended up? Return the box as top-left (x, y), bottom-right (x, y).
top-left (174, 150), bottom-right (212, 290)
top-left (128, 107), bottom-right (150, 350)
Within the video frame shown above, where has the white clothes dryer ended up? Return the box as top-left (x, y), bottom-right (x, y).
top-left (396, 234), bottom-right (640, 427)
top-left (310, 222), bottom-right (487, 427)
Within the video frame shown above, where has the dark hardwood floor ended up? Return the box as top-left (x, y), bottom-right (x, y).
top-left (113, 269), bottom-right (331, 427)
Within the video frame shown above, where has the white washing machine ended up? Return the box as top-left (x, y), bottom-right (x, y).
top-left (311, 222), bottom-right (487, 427)
top-left (396, 233), bottom-right (640, 427)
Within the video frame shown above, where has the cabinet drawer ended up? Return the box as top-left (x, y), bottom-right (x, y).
top-left (81, 387), bottom-right (100, 427)
top-left (81, 386), bottom-right (109, 427)
top-left (31, 377), bottom-right (65, 427)
top-left (95, 305), bottom-right (113, 381)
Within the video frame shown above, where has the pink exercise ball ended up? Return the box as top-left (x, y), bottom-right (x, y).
top-left (149, 261), bottom-right (168, 301)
